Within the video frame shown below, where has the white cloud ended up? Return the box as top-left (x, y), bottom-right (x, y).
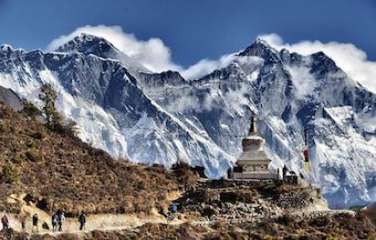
top-left (181, 54), bottom-right (236, 80)
top-left (48, 25), bottom-right (181, 72)
top-left (165, 94), bottom-right (200, 113)
top-left (259, 33), bottom-right (376, 93)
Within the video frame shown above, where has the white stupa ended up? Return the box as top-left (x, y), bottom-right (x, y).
top-left (229, 117), bottom-right (277, 179)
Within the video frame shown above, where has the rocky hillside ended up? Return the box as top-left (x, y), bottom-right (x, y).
top-left (0, 99), bottom-right (198, 216)
top-left (173, 180), bottom-right (326, 223)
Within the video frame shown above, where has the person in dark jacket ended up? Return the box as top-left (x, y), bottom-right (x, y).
top-left (32, 213), bottom-right (39, 233)
top-left (78, 212), bottom-right (86, 231)
top-left (51, 213), bottom-right (58, 232)
top-left (1, 214), bottom-right (9, 230)
top-left (57, 210), bottom-right (65, 232)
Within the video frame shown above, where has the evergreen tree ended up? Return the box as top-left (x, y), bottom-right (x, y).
top-left (39, 84), bottom-right (62, 130)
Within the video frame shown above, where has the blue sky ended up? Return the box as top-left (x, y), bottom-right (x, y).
top-left (0, 0), bottom-right (376, 67)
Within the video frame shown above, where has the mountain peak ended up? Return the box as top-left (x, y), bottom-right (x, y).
top-left (55, 33), bottom-right (120, 58)
top-left (73, 33), bottom-right (116, 48)
top-left (0, 44), bottom-right (25, 57)
top-left (254, 37), bottom-right (272, 46)
top-left (239, 38), bottom-right (281, 63)
top-left (53, 33), bottom-right (151, 75)
top-left (310, 51), bottom-right (339, 73)
top-left (0, 44), bottom-right (14, 52)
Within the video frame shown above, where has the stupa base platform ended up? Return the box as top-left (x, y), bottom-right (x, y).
top-left (231, 171), bottom-right (279, 180)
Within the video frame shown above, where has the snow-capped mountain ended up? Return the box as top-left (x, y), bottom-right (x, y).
top-left (0, 37), bottom-right (233, 176)
top-left (0, 35), bottom-right (375, 208)
top-left (55, 34), bottom-right (151, 77)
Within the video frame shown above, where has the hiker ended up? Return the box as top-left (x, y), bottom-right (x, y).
top-left (32, 213), bottom-right (39, 233)
top-left (170, 203), bottom-right (178, 214)
top-left (166, 203), bottom-right (178, 221)
top-left (1, 214), bottom-right (9, 230)
top-left (57, 210), bottom-right (65, 232)
top-left (51, 213), bottom-right (58, 232)
top-left (78, 211), bottom-right (86, 231)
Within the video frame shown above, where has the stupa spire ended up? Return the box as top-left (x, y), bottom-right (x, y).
top-left (249, 116), bottom-right (257, 135)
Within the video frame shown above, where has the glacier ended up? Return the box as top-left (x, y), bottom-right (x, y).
top-left (0, 35), bottom-right (375, 208)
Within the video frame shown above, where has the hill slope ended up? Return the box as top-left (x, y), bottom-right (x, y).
top-left (0, 101), bottom-right (188, 216)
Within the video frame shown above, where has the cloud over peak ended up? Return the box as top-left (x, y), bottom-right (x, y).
top-left (48, 25), bottom-right (181, 73)
top-left (259, 33), bottom-right (376, 93)
top-left (47, 25), bottom-right (239, 80)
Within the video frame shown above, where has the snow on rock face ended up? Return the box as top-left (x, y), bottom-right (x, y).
top-left (286, 65), bottom-right (317, 99)
top-left (312, 107), bottom-right (376, 208)
top-left (0, 36), bottom-right (375, 208)
top-left (0, 42), bottom-right (233, 178)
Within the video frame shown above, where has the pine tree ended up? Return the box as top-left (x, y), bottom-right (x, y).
top-left (39, 84), bottom-right (62, 130)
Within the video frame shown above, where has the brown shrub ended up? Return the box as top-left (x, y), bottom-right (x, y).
top-left (1, 163), bottom-right (19, 184)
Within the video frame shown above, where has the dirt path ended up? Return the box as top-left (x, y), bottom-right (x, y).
top-left (3, 211), bottom-right (187, 236)
top-left (3, 192), bottom-right (185, 236)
